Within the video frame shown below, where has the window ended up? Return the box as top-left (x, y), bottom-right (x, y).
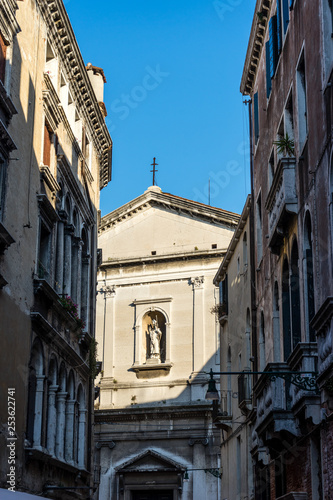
top-left (296, 52), bottom-right (308, 151)
top-left (256, 193), bottom-right (263, 263)
top-left (282, 258), bottom-right (292, 360)
top-left (265, 42), bottom-right (272, 98)
top-left (290, 240), bottom-right (301, 349)
top-left (26, 339), bottom-right (45, 449)
top-left (43, 122), bottom-right (53, 167)
top-left (273, 282), bottom-right (281, 362)
top-left (0, 31), bottom-right (7, 84)
top-left (277, 0), bottom-right (290, 48)
top-left (285, 91), bottom-right (294, 141)
top-left (259, 312), bottom-right (266, 371)
top-left (268, 150), bottom-right (275, 188)
top-left (38, 220), bottom-right (52, 283)
top-left (322, 0), bottom-right (333, 79)
top-left (0, 155), bottom-right (8, 220)
top-left (45, 40), bottom-right (58, 88)
top-left (303, 213), bottom-right (315, 341)
top-left (269, 15), bottom-right (279, 78)
top-left (220, 274), bottom-right (228, 314)
top-left (253, 92), bottom-right (259, 144)
top-left (243, 232), bottom-right (248, 268)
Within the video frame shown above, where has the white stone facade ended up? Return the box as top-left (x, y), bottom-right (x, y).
top-left (95, 187), bottom-right (239, 500)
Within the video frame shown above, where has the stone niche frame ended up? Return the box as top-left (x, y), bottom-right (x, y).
top-left (132, 297), bottom-right (173, 378)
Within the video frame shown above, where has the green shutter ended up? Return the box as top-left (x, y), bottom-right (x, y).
top-left (266, 42), bottom-right (272, 98)
top-left (254, 92), bottom-right (259, 143)
top-left (269, 15), bottom-right (279, 78)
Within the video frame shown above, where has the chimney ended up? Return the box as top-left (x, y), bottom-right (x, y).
top-left (86, 63), bottom-right (107, 117)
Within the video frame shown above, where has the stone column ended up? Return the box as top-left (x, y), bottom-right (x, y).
top-left (100, 286), bottom-right (116, 408)
top-left (64, 224), bottom-right (74, 297)
top-left (55, 211), bottom-right (67, 294)
top-left (46, 384), bottom-right (58, 457)
top-left (65, 399), bottom-right (76, 464)
top-left (165, 322), bottom-right (171, 364)
top-left (33, 375), bottom-right (46, 450)
top-left (192, 441), bottom-right (207, 500)
top-left (76, 239), bottom-right (83, 314)
top-left (56, 391), bottom-right (67, 460)
top-left (78, 408), bottom-right (88, 469)
top-left (190, 276), bottom-right (205, 373)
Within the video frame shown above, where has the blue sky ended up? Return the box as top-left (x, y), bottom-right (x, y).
top-left (65, 0), bottom-right (256, 216)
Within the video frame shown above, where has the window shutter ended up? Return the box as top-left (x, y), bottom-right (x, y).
top-left (265, 42), bottom-right (272, 98)
top-left (282, 0), bottom-right (290, 34)
top-left (0, 33), bottom-right (7, 83)
top-left (290, 0), bottom-right (294, 8)
top-left (276, 0), bottom-right (282, 54)
top-left (253, 92), bottom-right (259, 143)
top-left (269, 15), bottom-right (279, 78)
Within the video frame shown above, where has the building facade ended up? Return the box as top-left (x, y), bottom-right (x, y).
top-left (212, 196), bottom-right (253, 500)
top-left (0, 0), bottom-right (112, 497)
top-left (94, 186), bottom-right (240, 500)
top-left (240, 0), bottom-right (333, 498)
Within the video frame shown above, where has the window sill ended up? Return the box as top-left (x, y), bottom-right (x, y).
top-left (25, 447), bottom-right (89, 475)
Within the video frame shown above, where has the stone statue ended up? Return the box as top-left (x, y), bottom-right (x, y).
top-left (148, 318), bottom-right (162, 361)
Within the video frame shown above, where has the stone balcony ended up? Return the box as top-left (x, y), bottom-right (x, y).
top-left (287, 343), bottom-right (320, 424)
top-left (254, 363), bottom-right (299, 443)
top-left (265, 157), bottom-right (297, 254)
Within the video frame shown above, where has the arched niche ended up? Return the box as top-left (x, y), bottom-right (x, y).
top-left (142, 310), bottom-right (166, 364)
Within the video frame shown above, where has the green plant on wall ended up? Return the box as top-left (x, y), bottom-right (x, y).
top-left (89, 337), bottom-right (98, 379)
top-left (274, 133), bottom-right (295, 157)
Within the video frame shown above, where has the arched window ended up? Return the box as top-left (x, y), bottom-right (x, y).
top-left (26, 339), bottom-right (45, 449)
top-left (55, 183), bottom-right (66, 294)
top-left (290, 240), bottom-right (301, 349)
top-left (282, 259), bottom-right (291, 360)
top-left (273, 282), bottom-right (281, 362)
top-left (259, 312), bottom-right (266, 371)
top-left (65, 371), bottom-right (76, 465)
top-left (77, 384), bottom-right (86, 469)
top-left (71, 210), bottom-right (80, 304)
top-left (56, 364), bottom-right (67, 460)
top-left (64, 196), bottom-right (73, 296)
top-left (46, 356), bottom-right (58, 457)
top-left (304, 212), bottom-right (315, 341)
top-left (81, 227), bottom-right (90, 330)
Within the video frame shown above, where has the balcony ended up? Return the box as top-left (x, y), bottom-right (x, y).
top-left (254, 363), bottom-right (299, 442)
top-left (311, 297), bottom-right (333, 393)
top-left (287, 343), bottom-right (320, 424)
top-left (265, 158), bottom-right (297, 254)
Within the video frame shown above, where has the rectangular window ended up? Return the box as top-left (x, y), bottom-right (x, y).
top-left (220, 275), bottom-right (228, 315)
top-left (265, 42), bottom-right (272, 98)
top-left (296, 52), bottom-right (308, 151)
top-left (43, 123), bottom-right (53, 167)
top-left (256, 193), bottom-right (263, 263)
top-left (0, 32), bottom-right (7, 83)
top-left (269, 15), bottom-right (279, 78)
top-left (254, 92), bottom-right (259, 144)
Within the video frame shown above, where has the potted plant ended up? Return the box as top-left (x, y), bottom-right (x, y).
top-left (274, 133), bottom-right (295, 157)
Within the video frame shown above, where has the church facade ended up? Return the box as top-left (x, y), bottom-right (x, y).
top-left (94, 186), bottom-right (240, 500)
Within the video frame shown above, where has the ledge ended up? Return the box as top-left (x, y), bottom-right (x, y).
top-left (40, 164), bottom-right (60, 195)
top-left (131, 362), bottom-right (173, 379)
top-left (25, 447), bottom-right (90, 477)
top-left (0, 222), bottom-right (15, 254)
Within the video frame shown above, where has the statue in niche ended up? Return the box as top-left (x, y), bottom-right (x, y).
top-left (148, 317), bottom-right (162, 362)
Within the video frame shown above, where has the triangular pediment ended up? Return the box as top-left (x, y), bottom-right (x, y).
top-left (115, 449), bottom-right (185, 473)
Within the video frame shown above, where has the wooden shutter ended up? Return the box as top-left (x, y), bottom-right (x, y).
top-left (0, 32), bottom-right (7, 83)
top-left (282, 0), bottom-right (290, 34)
top-left (43, 124), bottom-right (52, 166)
top-left (269, 15), bottom-right (279, 78)
top-left (253, 92), bottom-right (259, 143)
top-left (276, 0), bottom-right (282, 54)
top-left (265, 42), bottom-right (272, 98)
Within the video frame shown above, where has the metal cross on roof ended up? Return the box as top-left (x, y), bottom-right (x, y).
top-left (150, 157), bottom-right (158, 186)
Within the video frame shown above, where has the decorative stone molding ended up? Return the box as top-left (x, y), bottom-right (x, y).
top-left (0, 79), bottom-right (17, 121)
top-left (95, 441), bottom-right (116, 450)
top-left (100, 285), bottom-right (116, 297)
top-left (0, 0), bottom-right (20, 45)
top-left (188, 437), bottom-right (209, 446)
top-left (40, 165), bottom-right (61, 198)
top-left (190, 276), bottom-right (205, 288)
top-left (131, 363), bottom-right (173, 379)
top-left (0, 221), bottom-right (15, 255)
top-left (42, 73), bottom-right (62, 131)
top-left (36, 0), bottom-right (112, 189)
top-left (0, 117), bottom-right (17, 153)
top-left (133, 297), bottom-right (173, 305)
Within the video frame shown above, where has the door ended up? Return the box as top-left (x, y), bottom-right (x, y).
top-left (132, 491), bottom-right (173, 500)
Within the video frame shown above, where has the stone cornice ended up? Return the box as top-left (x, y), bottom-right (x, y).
top-left (99, 189), bottom-right (240, 233)
top-left (0, 0), bottom-right (20, 44)
top-left (37, 0), bottom-right (112, 189)
top-left (240, 0), bottom-right (272, 96)
top-left (0, 117), bottom-right (17, 154)
top-left (95, 403), bottom-right (213, 423)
